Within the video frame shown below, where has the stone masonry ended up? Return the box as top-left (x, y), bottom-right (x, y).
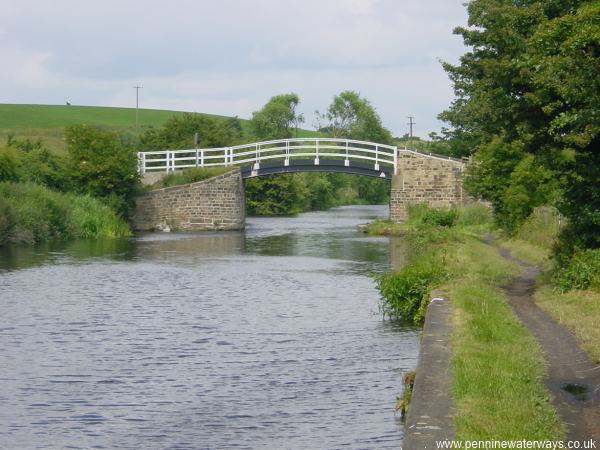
top-left (390, 150), bottom-right (466, 222)
top-left (133, 168), bottom-right (245, 231)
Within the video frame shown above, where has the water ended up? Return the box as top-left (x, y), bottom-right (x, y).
top-left (0, 205), bottom-right (419, 450)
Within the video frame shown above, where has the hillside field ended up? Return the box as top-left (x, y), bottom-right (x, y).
top-left (0, 104), bottom-right (319, 153)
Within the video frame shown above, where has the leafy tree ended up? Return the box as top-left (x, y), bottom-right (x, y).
top-left (357, 176), bottom-right (389, 204)
top-left (245, 174), bottom-right (307, 215)
top-left (316, 91), bottom-right (393, 144)
top-left (66, 125), bottom-right (139, 218)
top-left (250, 93), bottom-right (304, 139)
top-left (141, 113), bottom-right (243, 150)
top-left (527, 2), bottom-right (600, 257)
top-left (441, 0), bottom-right (599, 253)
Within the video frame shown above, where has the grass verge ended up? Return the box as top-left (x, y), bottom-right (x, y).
top-left (372, 204), bottom-right (564, 440)
top-left (535, 285), bottom-right (600, 364)
top-left (496, 206), bottom-right (600, 364)
top-left (445, 238), bottom-right (563, 440)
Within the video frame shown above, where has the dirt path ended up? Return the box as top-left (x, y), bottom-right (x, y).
top-left (491, 242), bottom-right (600, 442)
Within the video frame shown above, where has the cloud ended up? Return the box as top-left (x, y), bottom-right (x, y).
top-left (0, 0), bottom-right (468, 136)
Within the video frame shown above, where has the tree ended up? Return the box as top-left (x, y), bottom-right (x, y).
top-left (250, 93), bottom-right (304, 139)
top-left (527, 2), bottom-right (600, 256)
top-left (440, 0), bottom-right (599, 253)
top-left (140, 113), bottom-right (243, 150)
top-left (316, 91), bottom-right (393, 144)
top-left (66, 125), bottom-right (140, 218)
top-left (244, 174), bottom-right (307, 215)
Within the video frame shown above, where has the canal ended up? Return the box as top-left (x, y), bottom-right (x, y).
top-left (0, 205), bottom-right (419, 449)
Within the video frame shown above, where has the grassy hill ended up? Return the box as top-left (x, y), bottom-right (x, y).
top-left (0, 104), bottom-right (319, 153)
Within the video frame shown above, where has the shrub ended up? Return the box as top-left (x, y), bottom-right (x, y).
top-left (0, 196), bottom-right (15, 243)
top-left (407, 204), bottom-right (457, 227)
top-left (66, 125), bottom-right (140, 219)
top-left (376, 251), bottom-right (447, 325)
top-left (0, 147), bottom-right (22, 182)
top-left (552, 248), bottom-right (600, 292)
top-left (0, 182), bottom-right (130, 246)
top-left (421, 208), bottom-right (458, 227)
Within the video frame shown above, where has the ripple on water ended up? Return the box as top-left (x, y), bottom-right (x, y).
top-left (0, 205), bottom-right (419, 449)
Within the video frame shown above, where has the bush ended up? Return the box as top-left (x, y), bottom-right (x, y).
top-left (552, 248), bottom-right (600, 292)
top-left (407, 204), bottom-right (457, 227)
top-left (0, 196), bottom-right (16, 243)
top-left (0, 147), bottom-right (22, 182)
top-left (66, 125), bottom-right (140, 219)
top-left (421, 208), bottom-right (458, 227)
top-left (0, 182), bottom-right (130, 246)
top-left (376, 251), bottom-right (447, 325)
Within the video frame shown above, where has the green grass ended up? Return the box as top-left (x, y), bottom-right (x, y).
top-left (535, 286), bottom-right (600, 363)
top-left (0, 182), bottom-right (130, 245)
top-left (497, 207), bottom-right (560, 266)
top-left (445, 238), bottom-right (563, 441)
top-left (0, 103), bottom-right (322, 153)
top-left (154, 167), bottom-right (233, 189)
top-left (494, 206), bottom-right (600, 363)
top-left (370, 204), bottom-right (564, 440)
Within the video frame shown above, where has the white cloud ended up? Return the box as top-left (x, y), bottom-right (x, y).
top-left (0, 0), bottom-right (468, 136)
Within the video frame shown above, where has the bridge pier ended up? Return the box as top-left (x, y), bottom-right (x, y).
top-left (390, 151), bottom-right (465, 222)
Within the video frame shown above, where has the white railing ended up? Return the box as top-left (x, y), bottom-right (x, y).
top-left (137, 138), bottom-right (399, 175)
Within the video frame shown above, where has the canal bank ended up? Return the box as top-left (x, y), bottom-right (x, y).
top-left (369, 206), bottom-right (600, 445)
top-left (366, 206), bottom-right (560, 442)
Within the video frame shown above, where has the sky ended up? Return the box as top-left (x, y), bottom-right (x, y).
top-left (0, 0), bottom-right (469, 138)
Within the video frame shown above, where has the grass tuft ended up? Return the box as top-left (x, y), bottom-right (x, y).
top-left (0, 182), bottom-right (130, 246)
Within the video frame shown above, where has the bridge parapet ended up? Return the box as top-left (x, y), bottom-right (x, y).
top-left (138, 138), bottom-right (397, 178)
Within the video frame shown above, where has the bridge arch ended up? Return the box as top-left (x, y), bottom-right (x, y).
top-left (134, 139), bottom-right (467, 231)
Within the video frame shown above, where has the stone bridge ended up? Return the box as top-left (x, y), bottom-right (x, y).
top-left (133, 139), bottom-right (467, 231)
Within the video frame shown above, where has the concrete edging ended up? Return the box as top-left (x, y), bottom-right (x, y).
top-left (403, 290), bottom-right (454, 449)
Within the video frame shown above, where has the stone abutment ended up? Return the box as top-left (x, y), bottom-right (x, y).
top-left (133, 169), bottom-right (245, 231)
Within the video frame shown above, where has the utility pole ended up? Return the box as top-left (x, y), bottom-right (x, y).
top-left (407, 116), bottom-right (416, 149)
top-left (133, 85), bottom-right (143, 130)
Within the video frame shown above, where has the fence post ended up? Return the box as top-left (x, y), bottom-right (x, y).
top-left (285, 139), bottom-right (290, 166)
top-left (195, 149), bottom-right (199, 167)
top-left (254, 144), bottom-right (260, 170)
top-left (393, 146), bottom-right (398, 175)
top-left (375, 144), bottom-right (379, 171)
top-left (345, 140), bottom-right (349, 166)
top-left (138, 152), bottom-right (146, 174)
top-left (200, 149), bottom-right (204, 168)
top-left (315, 139), bottom-right (319, 165)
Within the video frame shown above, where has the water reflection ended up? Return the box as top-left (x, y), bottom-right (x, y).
top-left (0, 205), bottom-right (419, 450)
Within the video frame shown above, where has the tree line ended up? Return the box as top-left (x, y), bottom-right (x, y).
top-left (439, 0), bottom-right (599, 262)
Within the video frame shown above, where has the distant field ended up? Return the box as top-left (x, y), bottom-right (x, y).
top-left (0, 104), bottom-right (319, 153)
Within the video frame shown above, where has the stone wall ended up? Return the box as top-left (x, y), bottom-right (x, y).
top-left (390, 151), bottom-right (466, 222)
top-left (133, 168), bottom-right (245, 231)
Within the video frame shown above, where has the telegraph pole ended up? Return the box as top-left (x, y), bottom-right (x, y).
top-left (133, 85), bottom-right (143, 130)
top-left (407, 116), bottom-right (416, 149)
